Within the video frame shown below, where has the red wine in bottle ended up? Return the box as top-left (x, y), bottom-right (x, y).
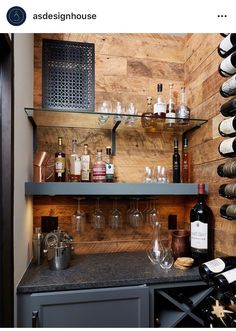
top-left (214, 267), bottom-right (236, 290)
top-left (218, 33), bottom-right (236, 58)
top-left (218, 137), bottom-right (236, 157)
top-left (219, 51), bottom-right (236, 77)
top-left (219, 183), bottom-right (236, 199)
top-left (190, 183), bottom-right (213, 264)
top-left (55, 137), bottom-right (66, 182)
top-left (220, 204), bottom-right (236, 220)
top-left (199, 256), bottom-right (236, 284)
top-left (172, 138), bottom-right (180, 183)
top-left (217, 160), bottom-right (236, 178)
top-left (220, 97), bottom-right (236, 117)
top-left (218, 116), bottom-right (236, 137)
top-left (220, 74), bottom-right (236, 97)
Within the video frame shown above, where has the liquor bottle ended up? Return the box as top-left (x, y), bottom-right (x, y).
top-left (182, 137), bottom-right (190, 183)
top-left (141, 96), bottom-right (157, 132)
top-left (220, 74), bottom-right (236, 97)
top-left (54, 137), bottom-right (66, 182)
top-left (220, 97), bottom-right (236, 117)
top-left (217, 160), bottom-right (236, 178)
top-left (219, 183), bottom-right (236, 199)
top-left (105, 146), bottom-right (114, 183)
top-left (199, 256), bottom-right (236, 284)
top-left (92, 148), bottom-right (106, 183)
top-left (214, 267), bottom-right (236, 290)
top-left (176, 87), bottom-right (190, 123)
top-left (172, 138), bottom-right (180, 183)
top-left (166, 83), bottom-right (176, 125)
top-left (218, 137), bottom-right (236, 157)
top-left (81, 144), bottom-right (91, 182)
top-left (218, 33), bottom-right (236, 58)
top-left (218, 51), bottom-right (236, 77)
top-left (69, 139), bottom-right (81, 182)
top-left (218, 116), bottom-right (236, 137)
top-left (190, 183), bottom-right (213, 264)
top-left (153, 83), bottom-right (166, 118)
top-left (220, 204), bottom-right (236, 220)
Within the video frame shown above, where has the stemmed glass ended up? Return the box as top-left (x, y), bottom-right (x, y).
top-left (109, 198), bottom-right (123, 229)
top-left (72, 197), bottom-right (86, 235)
top-left (130, 198), bottom-right (143, 228)
top-left (97, 101), bottom-right (112, 125)
top-left (148, 199), bottom-right (160, 226)
top-left (113, 101), bottom-right (124, 124)
top-left (92, 198), bottom-right (105, 230)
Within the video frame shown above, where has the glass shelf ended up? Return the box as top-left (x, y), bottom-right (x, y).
top-left (25, 107), bottom-right (207, 132)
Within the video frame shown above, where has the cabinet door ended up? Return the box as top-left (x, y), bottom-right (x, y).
top-left (18, 285), bottom-right (149, 327)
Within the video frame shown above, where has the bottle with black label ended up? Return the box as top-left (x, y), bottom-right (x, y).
top-left (218, 137), bottom-right (236, 157)
top-left (219, 51), bottom-right (236, 77)
top-left (172, 138), bottom-right (180, 183)
top-left (217, 160), bottom-right (236, 178)
top-left (220, 204), bottom-right (236, 220)
top-left (190, 183), bottom-right (213, 264)
top-left (218, 116), bottom-right (236, 137)
top-left (218, 33), bottom-right (236, 58)
top-left (220, 97), bottom-right (236, 117)
top-left (199, 256), bottom-right (236, 284)
top-left (214, 267), bottom-right (236, 290)
top-left (219, 183), bottom-right (236, 199)
top-left (220, 74), bottom-right (236, 97)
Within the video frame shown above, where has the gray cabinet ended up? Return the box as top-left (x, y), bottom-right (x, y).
top-left (18, 285), bottom-right (149, 327)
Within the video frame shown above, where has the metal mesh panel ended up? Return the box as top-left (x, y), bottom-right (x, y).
top-left (42, 39), bottom-right (94, 111)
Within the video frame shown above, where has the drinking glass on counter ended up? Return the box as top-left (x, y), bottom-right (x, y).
top-left (144, 166), bottom-right (152, 183)
top-left (154, 165), bottom-right (168, 183)
top-left (97, 101), bottom-right (112, 125)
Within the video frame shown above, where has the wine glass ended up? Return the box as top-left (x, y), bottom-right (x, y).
top-left (144, 166), bottom-right (152, 183)
top-left (113, 101), bottom-right (124, 124)
top-left (109, 198), bottom-right (123, 229)
top-left (92, 198), bottom-right (105, 229)
top-left (72, 197), bottom-right (86, 235)
top-left (97, 101), bottom-right (112, 125)
top-left (130, 198), bottom-right (143, 228)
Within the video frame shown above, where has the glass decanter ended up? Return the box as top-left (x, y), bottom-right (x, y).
top-left (147, 220), bottom-right (163, 265)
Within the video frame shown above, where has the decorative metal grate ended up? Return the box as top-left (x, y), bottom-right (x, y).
top-left (42, 39), bottom-right (94, 111)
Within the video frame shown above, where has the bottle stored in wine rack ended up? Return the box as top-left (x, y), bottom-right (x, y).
top-left (220, 97), bottom-right (236, 117)
top-left (219, 183), bottom-right (236, 199)
top-left (218, 33), bottom-right (236, 58)
top-left (218, 137), bottom-right (236, 157)
top-left (220, 204), bottom-right (236, 220)
top-left (220, 74), bottom-right (236, 97)
top-left (217, 160), bottom-right (236, 177)
top-left (214, 267), bottom-right (236, 290)
top-left (219, 51), bottom-right (236, 77)
top-left (218, 116), bottom-right (236, 137)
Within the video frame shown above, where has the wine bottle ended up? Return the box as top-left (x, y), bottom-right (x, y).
top-left (190, 183), bottom-right (213, 264)
top-left (219, 51), bottom-right (236, 77)
top-left (55, 137), bottom-right (66, 182)
top-left (217, 160), bottom-right (236, 178)
top-left (218, 33), bottom-right (236, 58)
top-left (172, 138), bottom-right (180, 183)
top-left (218, 137), bottom-right (236, 157)
top-left (220, 74), bottom-right (236, 97)
top-left (218, 116), bottom-right (236, 137)
top-left (81, 144), bottom-right (91, 182)
top-left (199, 256), bottom-right (236, 284)
top-left (69, 139), bottom-right (81, 182)
top-left (219, 183), bottom-right (236, 199)
top-left (153, 83), bottom-right (166, 118)
top-left (214, 267), bottom-right (236, 290)
top-left (220, 204), bottom-right (236, 220)
top-left (182, 137), bottom-right (190, 183)
top-left (220, 97), bottom-right (236, 117)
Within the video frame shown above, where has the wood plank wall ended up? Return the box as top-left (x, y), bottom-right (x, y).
top-left (184, 34), bottom-right (236, 257)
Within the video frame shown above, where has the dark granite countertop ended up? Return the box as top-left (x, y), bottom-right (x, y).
top-left (17, 251), bottom-right (202, 294)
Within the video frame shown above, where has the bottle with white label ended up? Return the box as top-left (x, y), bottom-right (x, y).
top-left (69, 139), bottom-right (81, 182)
top-left (190, 183), bottom-right (213, 265)
top-left (166, 83), bottom-right (175, 125)
top-left (220, 74), bottom-right (236, 97)
top-left (218, 33), bottom-right (236, 58)
top-left (214, 267), bottom-right (236, 290)
top-left (105, 146), bottom-right (114, 183)
top-left (220, 204), bottom-right (236, 220)
top-left (81, 144), bottom-right (91, 182)
top-left (92, 148), bottom-right (106, 183)
top-left (153, 83), bottom-right (166, 118)
top-left (218, 137), bottom-right (236, 157)
top-left (218, 116), bottom-right (236, 137)
top-left (220, 97), bottom-right (236, 117)
top-left (218, 51), bottom-right (236, 77)
top-left (199, 256), bottom-right (236, 284)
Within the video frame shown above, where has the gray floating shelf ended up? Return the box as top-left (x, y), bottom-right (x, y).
top-left (25, 182), bottom-right (208, 196)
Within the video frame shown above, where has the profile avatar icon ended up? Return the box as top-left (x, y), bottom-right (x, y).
top-left (6, 6), bottom-right (26, 26)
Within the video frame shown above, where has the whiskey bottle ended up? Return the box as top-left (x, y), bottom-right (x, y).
top-left (81, 144), bottom-right (91, 182)
top-left (69, 139), bottom-right (81, 182)
top-left (141, 96), bottom-right (157, 132)
top-left (182, 137), bottom-right (190, 183)
top-left (153, 83), bottom-right (166, 118)
top-left (172, 138), bottom-right (180, 183)
top-left (217, 160), bottom-right (236, 178)
top-left (55, 137), bottom-right (66, 182)
top-left (166, 83), bottom-right (176, 126)
top-left (218, 33), bottom-right (236, 58)
top-left (105, 146), bottom-right (114, 183)
top-left (220, 204), bottom-right (236, 220)
top-left (220, 97), bottom-right (236, 117)
top-left (176, 87), bottom-right (190, 123)
top-left (218, 116), bottom-right (236, 137)
top-left (219, 183), bottom-right (236, 199)
top-left (218, 137), bottom-right (236, 157)
top-left (92, 148), bottom-right (106, 183)
top-left (220, 74), bottom-right (236, 97)
top-left (219, 51), bottom-right (236, 77)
